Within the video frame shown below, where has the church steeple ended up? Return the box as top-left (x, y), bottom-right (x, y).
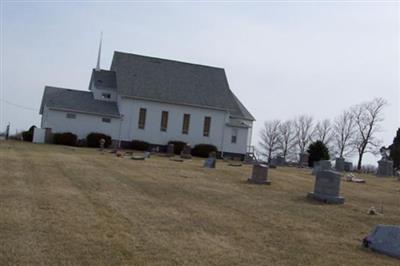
top-left (95, 32), bottom-right (103, 71)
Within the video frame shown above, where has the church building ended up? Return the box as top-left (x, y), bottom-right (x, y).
top-left (39, 42), bottom-right (255, 157)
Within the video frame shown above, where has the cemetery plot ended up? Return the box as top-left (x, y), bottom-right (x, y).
top-left (0, 140), bottom-right (399, 265)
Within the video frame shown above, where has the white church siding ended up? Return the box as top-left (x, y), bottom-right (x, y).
top-left (118, 97), bottom-right (249, 154)
top-left (39, 51), bottom-right (255, 155)
top-left (41, 106), bottom-right (121, 140)
top-left (222, 125), bottom-right (252, 155)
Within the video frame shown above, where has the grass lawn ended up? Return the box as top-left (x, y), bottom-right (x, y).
top-left (0, 140), bottom-right (399, 265)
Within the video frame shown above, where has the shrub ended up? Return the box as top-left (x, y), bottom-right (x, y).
top-left (53, 132), bottom-right (77, 146)
top-left (22, 131), bottom-right (33, 142)
top-left (86, 133), bottom-right (112, 148)
top-left (307, 140), bottom-right (330, 167)
top-left (168, 140), bottom-right (186, 155)
top-left (22, 125), bottom-right (36, 142)
top-left (77, 139), bottom-right (87, 147)
top-left (131, 140), bottom-right (150, 151)
top-left (389, 128), bottom-right (400, 170)
top-left (191, 144), bottom-right (218, 158)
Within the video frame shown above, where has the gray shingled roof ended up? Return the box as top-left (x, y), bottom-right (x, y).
top-left (90, 69), bottom-right (117, 90)
top-left (110, 51), bottom-right (255, 121)
top-left (39, 86), bottom-right (120, 117)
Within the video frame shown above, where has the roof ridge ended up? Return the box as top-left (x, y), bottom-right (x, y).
top-left (113, 51), bottom-right (225, 71)
top-left (44, 86), bottom-right (91, 93)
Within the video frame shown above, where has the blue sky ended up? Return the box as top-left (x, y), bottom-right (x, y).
top-left (1, 1), bottom-right (399, 164)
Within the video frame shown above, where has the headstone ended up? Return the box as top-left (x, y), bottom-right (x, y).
top-left (203, 152), bottom-right (217, 168)
top-left (99, 138), bottom-right (105, 151)
top-left (167, 143), bottom-right (175, 157)
top-left (352, 177), bottom-right (366, 184)
top-left (151, 146), bottom-right (159, 154)
top-left (269, 158), bottom-right (278, 168)
top-left (345, 173), bottom-right (365, 183)
top-left (132, 155), bottom-right (145, 160)
top-left (344, 161), bottom-right (353, 172)
top-left (228, 162), bottom-right (242, 167)
top-left (363, 225), bottom-right (400, 259)
top-left (377, 159), bottom-right (394, 177)
top-left (312, 160), bottom-right (332, 175)
top-left (170, 156), bottom-right (184, 162)
top-left (131, 152), bottom-right (150, 160)
top-left (275, 156), bottom-right (285, 166)
top-left (248, 164), bottom-right (271, 184)
top-left (180, 144), bottom-right (192, 159)
top-left (298, 153), bottom-right (309, 168)
top-left (307, 170), bottom-right (345, 204)
top-left (335, 157), bottom-right (345, 172)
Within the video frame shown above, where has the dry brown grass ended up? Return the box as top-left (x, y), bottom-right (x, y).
top-left (0, 140), bottom-right (399, 265)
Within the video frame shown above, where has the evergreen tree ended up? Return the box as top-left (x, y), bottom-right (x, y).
top-left (390, 128), bottom-right (400, 170)
top-left (307, 140), bottom-right (330, 167)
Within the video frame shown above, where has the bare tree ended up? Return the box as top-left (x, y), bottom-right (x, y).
top-left (352, 97), bottom-right (387, 170)
top-left (332, 110), bottom-right (355, 158)
top-left (294, 115), bottom-right (314, 155)
top-left (259, 120), bottom-right (281, 162)
top-left (278, 120), bottom-right (295, 161)
top-left (313, 119), bottom-right (333, 146)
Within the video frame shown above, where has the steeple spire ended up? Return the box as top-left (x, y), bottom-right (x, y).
top-left (95, 32), bottom-right (103, 71)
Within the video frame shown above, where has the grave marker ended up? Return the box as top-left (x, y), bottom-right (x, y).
top-left (203, 152), bottom-right (216, 168)
top-left (307, 170), bottom-right (345, 204)
top-left (247, 164), bottom-right (271, 185)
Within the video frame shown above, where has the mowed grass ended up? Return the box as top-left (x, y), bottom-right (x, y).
top-left (0, 140), bottom-right (399, 266)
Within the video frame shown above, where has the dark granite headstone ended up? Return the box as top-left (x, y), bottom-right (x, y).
top-left (275, 156), bottom-right (285, 166)
top-left (363, 225), bottom-right (400, 259)
top-left (335, 157), bottom-right (345, 172)
top-left (248, 164), bottom-right (271, 184)
top-left (377, 159), bottom-right (394, 177)
top-left (344, 161), bottom-right (353, 172)
top-left (167, 143), bottom-right (175, 157)
top-left (307, 170), bottom-right (345, 204)
top-left (268, 158), bottom-right (278, 168)
top-left (180, 144), bottom-right (192, 159)
top-left (312, 160), bottom-right (332, 175)
top-left (299, 153), bottom-right (309, 167)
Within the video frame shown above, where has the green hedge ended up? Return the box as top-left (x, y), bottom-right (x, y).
top-left (131, 140), bottom-right (150, 151)
top-left (22, 125), bottom-right (36, 142)
top-left (191, 144), bottom-right (218, 158)
top-left (22, 131), bottom-right (33, 142)
top-left (86, 133), bottom-right (112, 148)
top-left (53, 132), bottom-right (77, 146)
top-left (168, 140), bottom-right (186, 155)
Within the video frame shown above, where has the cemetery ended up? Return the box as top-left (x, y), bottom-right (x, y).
top-left (0, 140), bottom-right (399, 265)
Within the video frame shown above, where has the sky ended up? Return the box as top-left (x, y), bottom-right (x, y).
top-left (1, 1), bottom-right (399, 165)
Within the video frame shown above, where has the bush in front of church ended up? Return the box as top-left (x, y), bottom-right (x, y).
top-left (86, 133), bottom-right (112, 148)
top-left (131, 140), bottom-right (150, 151)
top-left (168, 140), bottom-right (187, 155)
top-left (191, 144), bottom-right (218, 158)
top-left (22, 125), bottom-right (36, 142)
top-left (53, 132), bottom-right (78, 146)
